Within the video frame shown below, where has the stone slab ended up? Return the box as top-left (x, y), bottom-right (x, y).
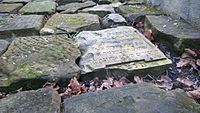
top-left (115, 4), bottom-right (162, 16)
top-left (75, 26), bottom-right (171, 76)
top-left (58, 0), bottom-right (83, 5)
top-left (57, 1), bottom-right (96, 13)
top-left (2, 0), bottom-right (31, 4)
top-left (0, 35), bottom-right (81, 91)
top-left (145, 15), bottom-right (200, 52)
top-left (64, 83), bottom-right (200, 113)
top-left (0, 3), bottom-right (23, 14)
top-left (40, 13), bottom-right (100, 35)
top-left (0, 15), bottom-right (44, 40)
top-left (0, 88), bottom-right (61, 113)
top-left (19, 1), bottom-right (57, 15)
top-left (79, 5), bottom-right (115, 17)
top-left (0, 40), bottom-right (9, 55)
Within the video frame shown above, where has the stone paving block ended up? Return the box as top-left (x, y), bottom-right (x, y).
top-left (75, 26), bottom-right (172, 77)
top-left (40, 13), bottom-right (100, 35)
top-left (0, 3), bottom-right (23, 14)
top-left (0, 35), bottom-right (81, 92)
top-left (0, 15), bottom-right (44, 40)
top-left (145, 15), bottom-right (200, 53)
top-left (2, 0), bottom-right (31, 4)
top-left (19, 1), bottom-right (57, 15)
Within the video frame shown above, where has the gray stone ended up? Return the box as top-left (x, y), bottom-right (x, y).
top-left (101, 13), bottom-right (127, 28)
top-left (0, 3), bottom-right (23, 14)
top-left (79, 5), bottom-right (115, 17)
top-left (19, 1), bottom-right (57, 15)
top-left (0, 15), bottom-right (44, 40)
top-left (0, 88), bottom-right (61, 113)
top-left (98, 0), bottom-right (114, 4)
top-left (58, 0), bottom-right (83, 5)
top-left (64, 83), bottom-right (200, 113)
top-left (33, 0), bottom-right (56, 1)
top-left (115, 4), bottom-right (163, 17)
top-left (57, 1), bottom-right (96, 13)
top-left (145, 15), bottom-right (200, 53)
top-left (40, 13), bottom-right (100, 35)
top-left (0, 40), bottom-right (9, 56)
top-left (0, 35), bottom-right (81, 91)
top-left (75, 26), bottom-right (171, 77)
top-left (2, 0), bottom-right (31, 3)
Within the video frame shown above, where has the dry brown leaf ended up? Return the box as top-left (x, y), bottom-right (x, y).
top-left (196, 59), bottom-right (200, 67)
top-left (186, 89), bottom-right (200, 100)
top-left (176, 78), bottom-right (193, 87)
top-left (143, 29), bottom-right (154, 41)
top-left (157, 75), bottom-right (172, 83)
top-left (176, 58), bottom-right (193, 68)
top-left (68, 77), bottom-right (82, 94)
top-left (134, 76), bottom-right (143, 83)
top-left (185, 48), bottom-right (197, 57)
top-left (113, 81), bottom-right (124, 87)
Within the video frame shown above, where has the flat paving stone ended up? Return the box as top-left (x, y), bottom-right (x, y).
top-left (19, 1), bottom-right (57, 15)
top-left (0, 3), bottom-right (23, 14)
top-left (0, 40), bottom-right (9, 55)
top-left (40, 13), bottom-right (100, 35)
top-left (79, 5), bottom-right (115, 17)
top-left (0, 88), bottom-right (61, 113)
top-left (64, 83), bottom-right (200, 113)
top-left (75, 26), bottom-right (171, 78)
top-left (115, 4), bottom-right (162, 16)
top-left (2, 0), bottom-right (31, 4)
top-left (0, 15), bottom-right (44, 40)
top-left (0, 35), bottom-right (81, 92)
top-left (57, 1), bottom-right (96, 13)
top-left (145, 15), bottom-right (200, 52)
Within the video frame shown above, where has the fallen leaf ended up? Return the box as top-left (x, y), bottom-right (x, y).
top-left (157, 75), bottom-right (172, 83)
top-left (143, 29), bottom-right (154, 41)
top-left (176, 58), bottom-right (194, 68)
top-left (186, 89), bottom-right (200, 100)
top-left (113, 81), bottom-right (124, 87)
top-left (134, 76), bottom-right (143, 83)
top-left (68, 77), bottom-right (82, 94)
top-left (185, 48), bottom-right (197, 57)
top-left (196, 59), bottom-right (200, 67)
top-left (176, 78), bottom-right (193, 87)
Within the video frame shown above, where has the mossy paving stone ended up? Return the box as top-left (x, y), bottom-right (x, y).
top-left (57, 1), bottom-right (96, 13)
top-left (115, 4), bottom-right (163, 17)
top-left (0, 34), bottom-right (81, 92)
top-left (64, 83), bottom-right (200, 113)
top-left (2, 0), bottom-right (31, 4)
top-left (19, 1), bottom-right (57, 15)
top-left (0, 3), bottom-right (23, 14)
top-left (40, 13), bottom-right (100, 35)
top-left (145, 15), bottom-right (200, 53)
top-left (75, 26), bottom-right (172, 80)
top-left (0, 15), bottom-right (44, 41)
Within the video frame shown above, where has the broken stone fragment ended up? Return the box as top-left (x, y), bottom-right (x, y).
top-left (79, 5), bottom-right (115, 17)
top-left (19, 1), bottom-right (57, 15)
top-left (0, 3), bottom-right (23, 14)
top-left (0, 15), bottom-right (44, 41)
top-left (64, 83), bottom-right (200, 113)
top-left (75, 26), bottom-right (171, 79)
top-left (0, 35), bottom-right (81, 92)
top-left (57, 1), bottom-right (96, 13)
top-left (40, 13), bottom-right (100, 35)
top-left (100, 13), bottom-right (127, 28)
top-left (0, 88), bottom-right (61, 113)
top-left (145, 15), bottom-right (200, 53)
top-left (2, 0), bottom-right (31, 4)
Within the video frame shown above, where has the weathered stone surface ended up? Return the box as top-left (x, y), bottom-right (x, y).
top-left (75, 26), bottom-right (171, 77)
top-left (98, 0), bottom-right (113, 4)
top-left (33, 0), bottom-right (56, 1)
top-left (115, 4), bottom-right (162, 16)
top-left (64, 83), bottom-right (200, 113)
top-left (0, 3), bottom-right (23, 14)
top-left (57, 1), bottom-right (96, 13)
top-left (0, 88), bottom-right (61, 113)
top-left (0, 15), bottom-right (44, 39)
top-left (58, 0), bottom-right (83, 5)
top-left (143, 0), bottom-right (200, 30)
top-left (2, 0), bottom-right (31, 3)
top-left (0, 40), bottom-right (9, 56)
top-left (0, 15), bottom-right (44, 40)
top-left (145, 15), bottom-right (200, 52)
top-left (79, 5), bottom-right (115, 17)
top-left (40, 13), bottom-right (100, 35)
top-left (0, 35), bottom-right (81, 91)
top-left (19, 1), bottom-right (57, 14)
top-left (101, 13), bottom-right (127, 28)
